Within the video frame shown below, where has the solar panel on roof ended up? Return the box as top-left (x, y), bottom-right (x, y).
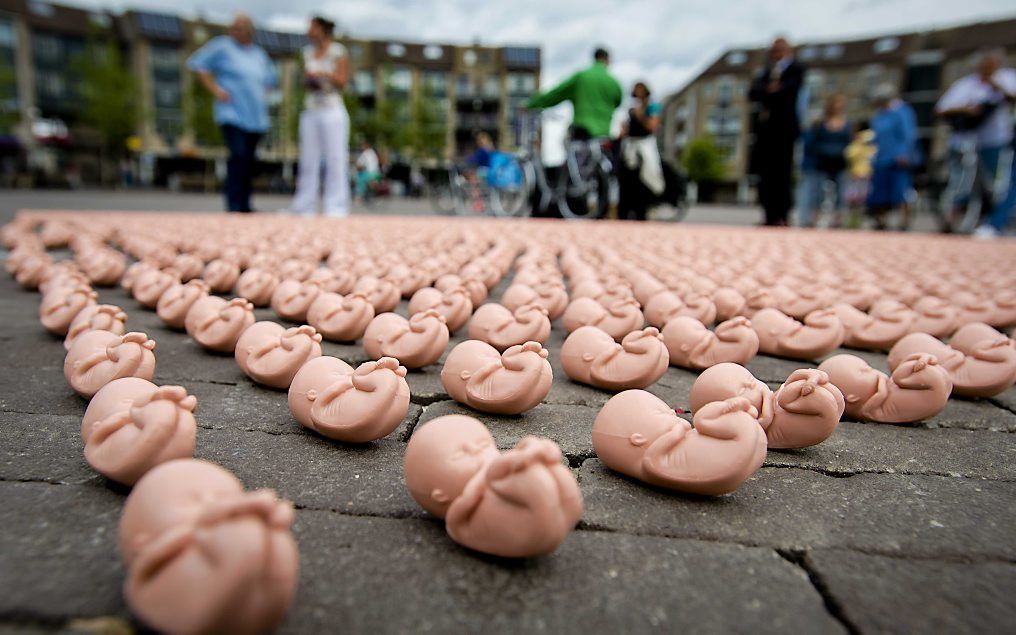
top-left (136, 12), bottom-right (183, 41)
top-left (504, 47), bottom-right (539, 68)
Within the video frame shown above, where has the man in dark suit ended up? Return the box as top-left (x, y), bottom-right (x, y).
top-left (749, 37), bottom-right (806, 226)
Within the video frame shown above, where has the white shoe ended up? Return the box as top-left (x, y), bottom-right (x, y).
top-left (973, 225), bottom-right (999, 240)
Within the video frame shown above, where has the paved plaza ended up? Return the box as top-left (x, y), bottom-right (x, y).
top-left (0, 190), bottom-right (1014, 633)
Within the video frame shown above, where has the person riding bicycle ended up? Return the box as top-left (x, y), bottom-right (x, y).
top-left (525, 47), bottom-right (622, 141)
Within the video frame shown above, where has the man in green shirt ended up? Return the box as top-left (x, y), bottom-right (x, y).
top-left (526, 48), bottom-right (623, 139)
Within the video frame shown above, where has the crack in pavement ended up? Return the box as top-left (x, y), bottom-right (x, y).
top-left (776, 548), bottom-right (860, 635)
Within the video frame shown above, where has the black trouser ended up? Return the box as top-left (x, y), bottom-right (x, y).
top-left (221, 124), bottom-right (263, 213)
top-left (756, 140), bottom-right (795, 226)
top-left (618, 166), bottom-right (650, 221)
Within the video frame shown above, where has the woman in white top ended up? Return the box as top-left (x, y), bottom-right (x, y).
top-left (290, 16), bottom-right (350, 216)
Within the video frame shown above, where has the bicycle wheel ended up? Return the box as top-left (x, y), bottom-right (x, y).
top-left (489, 158), bottom-right (533, 218)
top-left (428, 180), bottom-right (456, 215)
top-left (559, 166), bottom-right (610, 219)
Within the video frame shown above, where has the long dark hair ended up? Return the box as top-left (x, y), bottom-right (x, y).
top-left (311, 16), bottom-right (335, 37)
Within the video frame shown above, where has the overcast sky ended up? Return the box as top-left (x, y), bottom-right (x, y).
top-left (65, 0), bottom-right (1015, 94)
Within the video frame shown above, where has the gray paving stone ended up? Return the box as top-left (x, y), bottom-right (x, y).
top-left (282, 511), bottom-right (844, 634)
top-left (807, 548), bottom-right (1016, 634)
top-left (0, 364), bottom-right (87, 416)
top-left (919, 397), bottom-right (1016, 432)
top-left (746, 354), bottom-right (812, 383)
top-left (0, 482), bottom-right (127, 621)
top-left (194, 427), bottom-right (420, 518)
top-left (765, 421), bottom-right (1016, 480)
top-left (0, 412), bottom-right (93, 485)
top-left (989, 388), bottom-right (1016, 415)
top-left (579, 461), bottom-right (1016, 560)
top-left (415, 399), bottom-right (600, 462)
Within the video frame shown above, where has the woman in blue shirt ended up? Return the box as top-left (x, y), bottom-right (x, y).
top-left (188, 14), bottom-right (277, 212)
top-left (867, 84), bottom-right (917, 230)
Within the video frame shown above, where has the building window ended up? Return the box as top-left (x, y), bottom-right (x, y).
top-left (799, 46), bottom-right (818, 62)
top-left (874, 37), bottom-right (899, 54)
top-left (456, 73), bottom-right (473, 97)
top-left (506, 72), bottom-right (535, 96)
top-left (386, 43), bottom-right (406, 58)
top-left (423, 45), bottom-right (443, 60)
top-left (388, 68), bottom-right (412, 94)
top-left (348, 43), bottom-right (363, 60)
top-left (154, 83), bottom-right (180, 108)
top-left (421, 71), bottom-right (446, 97)
top-left (725, 51), bottom-right (747, 65)
top-left (37, 71), bottom-right (66, 98)
top-left (0, 20), bottom-right (16, 49)
top-left (481, 76), bottom-right (501, 99)
top-left (353, 70), bottom-right (374, 95)
top-left (462, 50), bottom-right (477, 67)
top-left (823, 44), bottom-right (843, 59)
top-left (150, 46), bottom-right (181, 74)
top-left (32, 33), bottom-right (64, 65)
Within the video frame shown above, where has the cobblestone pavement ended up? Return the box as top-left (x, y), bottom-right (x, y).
top-left (1, 194), bottom-right (1014, 634)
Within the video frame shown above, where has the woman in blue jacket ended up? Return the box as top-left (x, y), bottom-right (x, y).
top-left (867, 84), bottom-right (918, 230)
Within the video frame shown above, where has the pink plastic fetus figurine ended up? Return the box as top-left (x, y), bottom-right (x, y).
top-left (235, 322), bottom-right (323, 389)
top-left (404, 415), bottom-right (582, 558)
top-left (132, 267), bottom-right (180, 309)
top-left (911, 296), bottom-right (959, 339)
top-left (171, 253), bottom-right (203, 282)
top-left (561, 297), bottom-right (645, 341)
top-left (500, 282), bottom-right (569, 321)
top-left (64, 304), bottom-right (127, 350)
top-left (643, 291), bottom-right (716, 328)
top-left (435, 274), bottom-right (488, 307)
top-left (833, 302), bottom-right (913, 351)
top-left (40, 283), bottom-right (97, 336)
top-left (201, 258), bottom-right (241, 294)
top-left (592, 391), bottom-right (766, 496)
top-left (818, 353), bottom-right (952, 423)
top-left (77, 248), bottom-right (126, 286)
top-left (184, 296), bottom-right (256, 353)
top-left (408, 286), bottom-right (474, 334)
top-left (888, 325), bottom-right (1016, 398)
top-left (712, 287), bottom-right (747, 322)
top-left (306, 291), bottom-right (375, 342)
top-left (81, 378), bottom-right (197, 485)
top-left (235, 267), bottom-right (280, 307)
top-left (689, 363), bottom-right (844, 449)
top-left (288, 356), bottom-right (410, 442)
top-left (441, 340), bottom-right (553, 414)
top-left (363, 310), bottom-right (449, 369)
top-left (354, 275), bottom-right (402, 314)
top-left (156, 279), bottom-right (210, 330)
top-left (468, 303), bottom-right (552, 351)
top-left (270, 279), bottom-right (322, 323)
top-left (991, 290), bottom-right (1016, 328)
top-left (560, 326), bottom-right (669, 391)
top-left (119, 459), bottom-right (298, 635)
top-left (662, 316), bottom-right (759, 370)
top-left (64, 331), bottom-right (157, 398)
top-left (751, 307), bottom-right (845, 360)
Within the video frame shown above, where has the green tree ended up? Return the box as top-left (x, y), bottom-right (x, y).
top-left (71, 40), bottom-right (139, 162)
top-left (405, 84), bottom-right (446, 161)
top-left (682, 135), bottom-right (726, 183)
top-left (0, 64), bottom-right (18, 134)
top-left (187, 76), bottom-right (222, 147)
